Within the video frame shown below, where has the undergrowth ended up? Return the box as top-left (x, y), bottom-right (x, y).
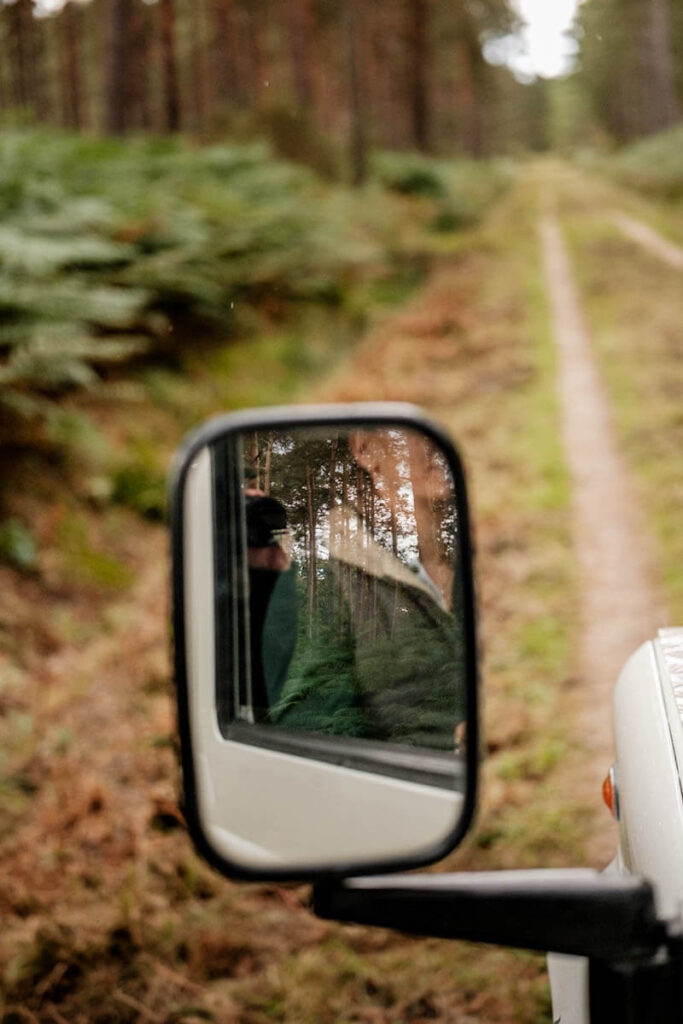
top-left (599, 125), bottom-right (683, 200)
top-left (579, 128), bottom-right (683, 245)
top-left (0, 128), bottom-right (511, 460)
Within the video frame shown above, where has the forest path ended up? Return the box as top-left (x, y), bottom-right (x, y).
top-left (613, 211), bottom-right (683, 269)
top-left (540, 208), bottom-right (666, 863)
top-left (2, 166), bottom-right (676, 1024)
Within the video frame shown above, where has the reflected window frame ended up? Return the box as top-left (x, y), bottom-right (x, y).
top-left (209, 410), bottom-right (477, 789)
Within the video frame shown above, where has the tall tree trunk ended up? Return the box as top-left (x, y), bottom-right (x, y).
top-left (188, 0), bottom-right (211, 131)
top-left (346, 0), bottom-right (367, 186)
top-left (60, 1), bottom-right (83, 129)
top-left (453, 34), bottom-right (484, 157)
top-left (104, 0), bottom-right (132, 134)
top-left (408, 0), bottom-right (430, 151)
top-left (79, 0), bottom-right (100, 130)
top-left (8, 0), bottom-right (34, 111)
top-left (286, 0), bottom-right (315, 112)
top-left (127, 0), bottom-right (152, 130)
top-left (31, 7), bottom-right (53, 124)
top-left (211, 0), bottom-right (239, 113)
top-left (367, 7), bottom-right (389, 146)
top-left (644, 0), bottom-right (679, 131)
top-left (159, 0), bottom-right (180, 131)
top-left (245, 1), bottom-right (268, 109)
top-left (0, 4), bottom-right (8, 115)
top-left (228, 2), bottom-right (252, 109)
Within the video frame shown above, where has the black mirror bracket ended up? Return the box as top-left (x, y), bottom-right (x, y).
top-left (314, 870), bottom-right (683, 1024)
top-left (589, 931), bottom-right (683, 1024)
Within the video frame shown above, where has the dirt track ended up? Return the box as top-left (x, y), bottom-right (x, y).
top-left (540, 211), bottom-right (666, 863)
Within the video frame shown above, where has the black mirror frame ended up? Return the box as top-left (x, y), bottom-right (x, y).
top-left (170, 402), bottom-right (479, 882)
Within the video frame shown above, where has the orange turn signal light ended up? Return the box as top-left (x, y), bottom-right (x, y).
top-left (602, 764), bottom-right (620, 820)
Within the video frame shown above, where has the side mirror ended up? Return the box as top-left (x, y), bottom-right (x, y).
top-left (171, 403), bottom-right (478, 880)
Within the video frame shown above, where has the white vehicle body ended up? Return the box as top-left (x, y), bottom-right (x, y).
top-left (549, 628), bottom-right (683, 1023)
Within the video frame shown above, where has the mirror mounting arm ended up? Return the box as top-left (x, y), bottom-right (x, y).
top-left (314, 870), bottom-right (682, 1023)
top-left (313, 869), bottom-right (664, 959)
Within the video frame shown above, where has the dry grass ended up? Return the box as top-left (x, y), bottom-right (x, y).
top-left (0, 176), bottom-right (597, 1023)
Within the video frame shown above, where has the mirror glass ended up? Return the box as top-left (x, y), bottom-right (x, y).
top-left (183, 419), bottom-right (472, 874)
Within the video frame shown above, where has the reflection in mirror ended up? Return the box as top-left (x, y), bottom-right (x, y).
top-left (213, 424), bottom-right (467, 762)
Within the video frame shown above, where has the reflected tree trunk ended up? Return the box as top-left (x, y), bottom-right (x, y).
top-left (369, 481), bottom-right (378, 639)
top-left (355, 464), bottom-right (367, 625)
top-left (339, 452), bottom-right (349, 627)
top-left (306, 462), bottom-right (317, 638)
top-left (407, 434), bottom-right (449, 606)
top-left (263, 437), bottom-right (272, 496)
top-left (328, 439), bottom-right (338, 625)
top-left (246, 432), bottom-right (260, 490)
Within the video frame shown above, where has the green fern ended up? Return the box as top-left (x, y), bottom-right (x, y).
top-left (0, 328), bottom-right (147, 390)
top-left (0, 128), bottom-right (509, 448)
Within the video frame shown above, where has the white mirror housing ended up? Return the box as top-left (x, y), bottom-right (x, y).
top-left (171, 403), bottom-right (478, 881)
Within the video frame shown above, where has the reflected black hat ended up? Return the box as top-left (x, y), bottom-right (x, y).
top-left (245, 495), bottom-right (288, 547)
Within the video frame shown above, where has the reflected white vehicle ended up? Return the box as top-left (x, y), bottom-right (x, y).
top-left (172, 402), bottom-right (682, 1024)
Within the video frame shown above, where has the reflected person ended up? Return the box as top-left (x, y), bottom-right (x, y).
top-left (245, 493), bottom-right (297, 721)
top-left (267, 432), bottom-right (466, 750)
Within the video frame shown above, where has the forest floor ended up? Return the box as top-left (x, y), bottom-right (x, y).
top-left (0, 160), bottom-right (681, 1024)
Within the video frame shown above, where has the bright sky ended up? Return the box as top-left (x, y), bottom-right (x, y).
top-left (509, 0), bottom-right (584, 79)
